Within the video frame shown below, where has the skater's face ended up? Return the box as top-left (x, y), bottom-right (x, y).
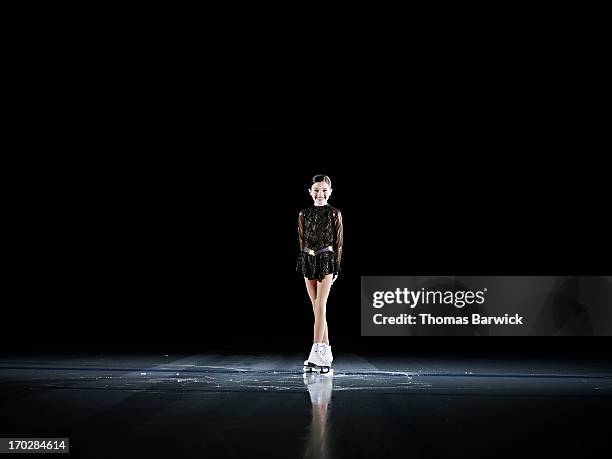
top-left (309, 181), bottom-right (332, 206)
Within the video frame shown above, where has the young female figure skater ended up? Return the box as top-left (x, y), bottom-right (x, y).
top-left (297, 175), bottom-right (344, 373)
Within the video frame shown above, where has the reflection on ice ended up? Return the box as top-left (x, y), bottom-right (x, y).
top-left (303, 371), bottom-right (333, 406)
top-left (303, 371), bottom-right (334, 459)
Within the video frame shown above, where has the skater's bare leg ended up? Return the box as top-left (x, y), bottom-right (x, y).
top-left (313, 274), bottom-right (333, 344)
top-left (304, 277), bottom-right (317, 306)
top-left (322, 322), bottom-right (329, 345)
top-left (305, 278), bottom-right (329, 345)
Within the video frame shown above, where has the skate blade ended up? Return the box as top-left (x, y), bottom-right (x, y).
top-left (303, 364), bottom-right (332, 374)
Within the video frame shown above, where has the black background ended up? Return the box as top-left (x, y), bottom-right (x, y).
top-left (8, 48), bottom-right (610, 359)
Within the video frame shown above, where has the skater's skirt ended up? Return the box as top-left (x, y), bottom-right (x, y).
top-left (296, 251), bottom-right (339, 282)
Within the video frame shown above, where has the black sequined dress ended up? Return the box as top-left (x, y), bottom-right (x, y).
top-left (296, 204), bottom-right (344, 281)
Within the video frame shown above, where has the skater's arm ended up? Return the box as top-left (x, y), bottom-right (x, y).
top-left (333, 209), bottom-right (343, 267)
top-left (298, 211), bottom-right (305, 252)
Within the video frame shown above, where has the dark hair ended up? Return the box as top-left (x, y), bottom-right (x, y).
top-left (310, 174), bottom-right (332, 189)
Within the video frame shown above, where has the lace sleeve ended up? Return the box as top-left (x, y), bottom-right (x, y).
top-left (298, 211), bottom-right (305, 252)
top-left (333, 209), bottom-right (343, 267)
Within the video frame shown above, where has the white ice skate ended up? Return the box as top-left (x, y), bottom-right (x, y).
top-left (303, 343), bottom-right (332, 374)
top-left (303, 344), bottom-right (333, 365)
top-left (303, 344), bottom-right (316, 370)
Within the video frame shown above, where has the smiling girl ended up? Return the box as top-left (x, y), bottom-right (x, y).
top-left (297, 175), bottom-right (344, 373)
